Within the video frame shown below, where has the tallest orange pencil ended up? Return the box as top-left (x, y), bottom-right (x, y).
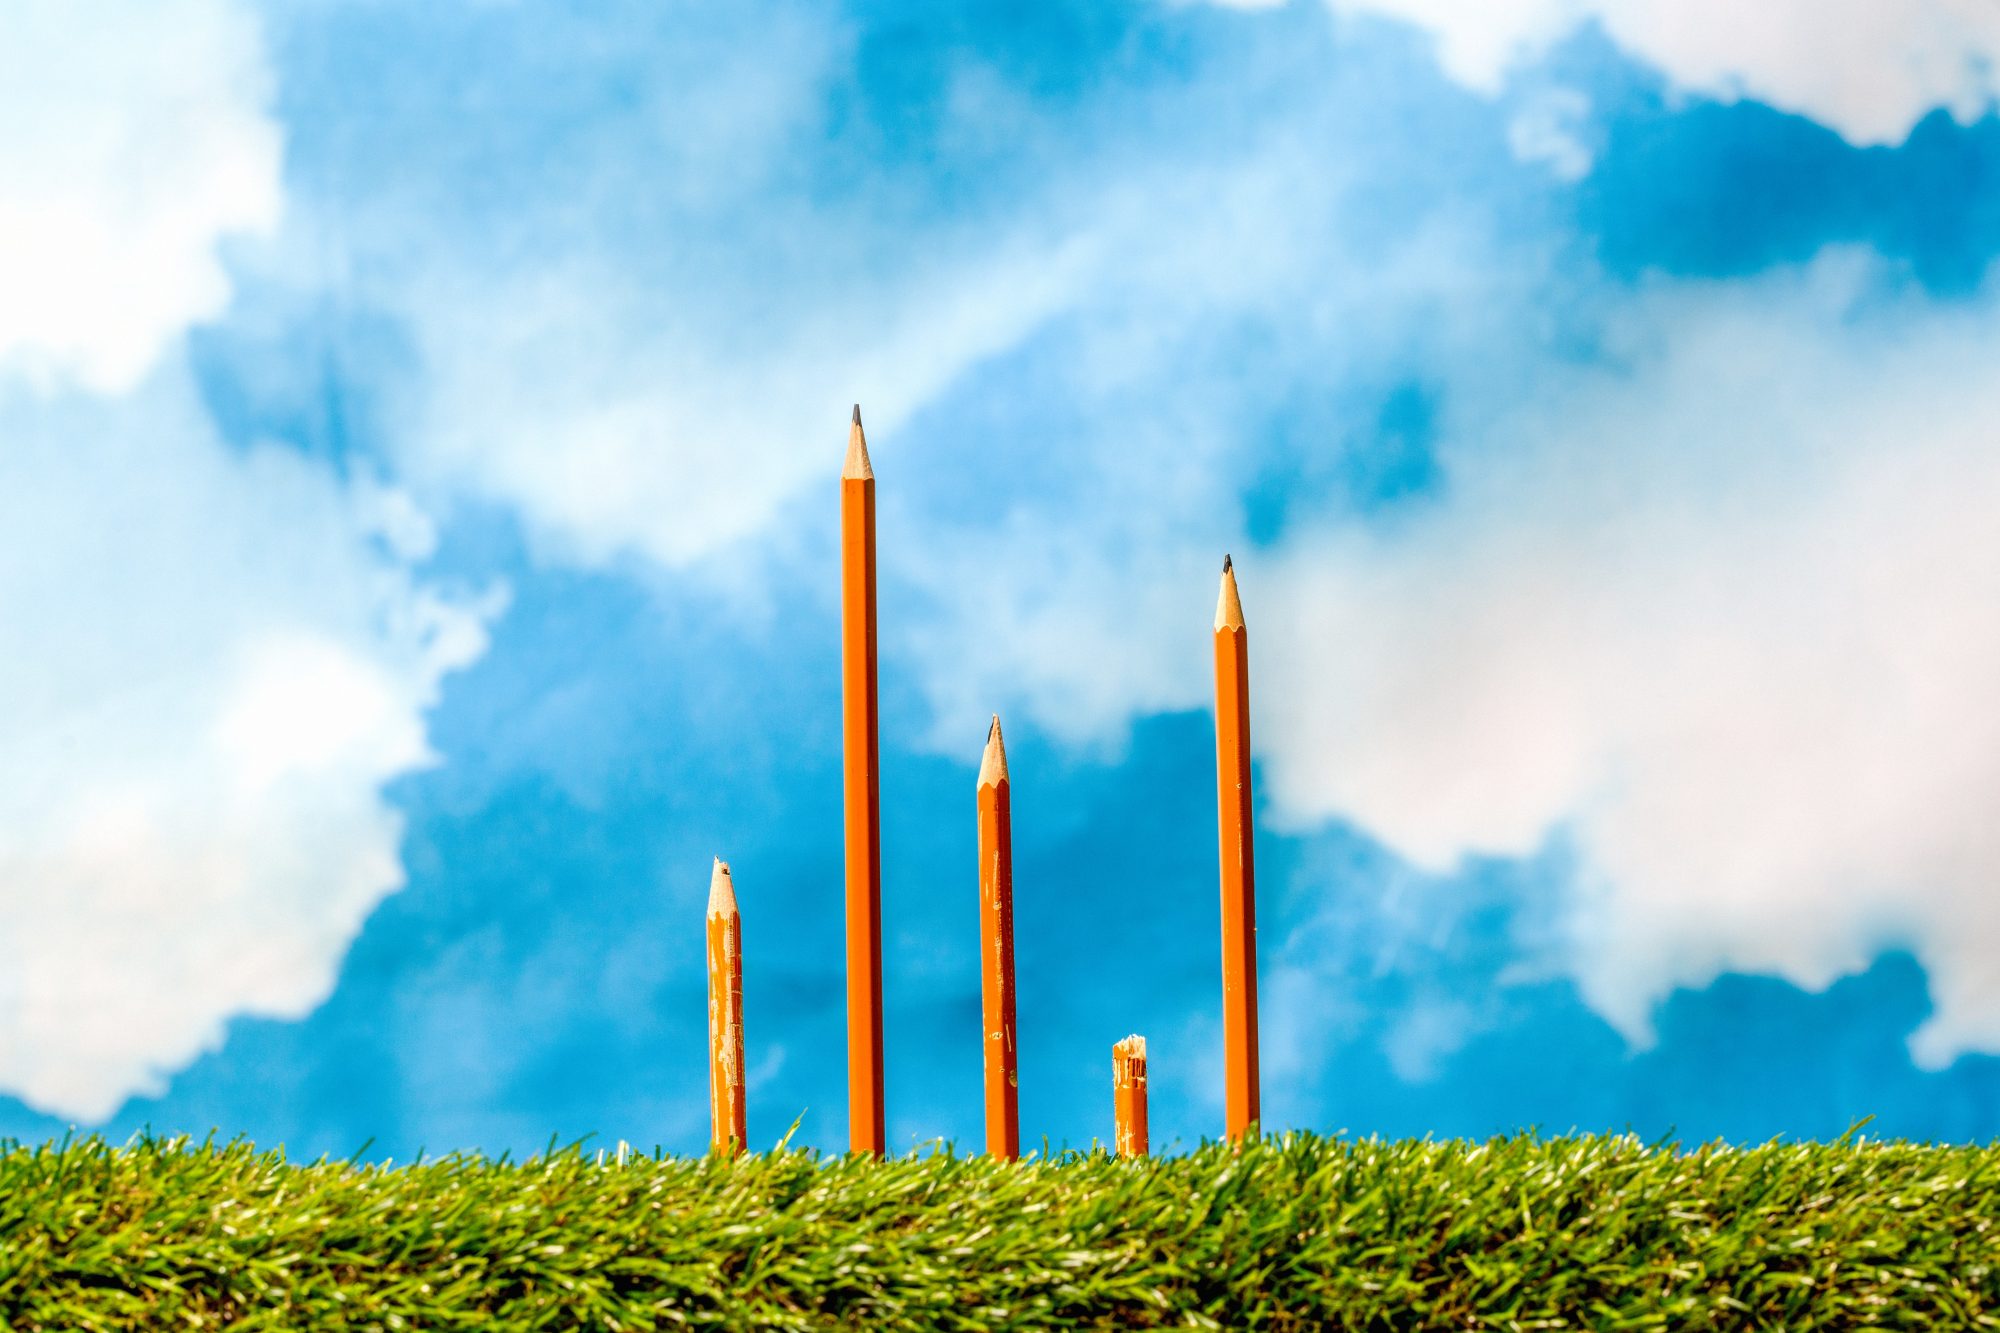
top-left (1215, 555), bottom-right (1260, 1141)
top-left (841, 405), bottom-right (886, 1157)
top-left (977, 716), bottom-right (1019, 1159)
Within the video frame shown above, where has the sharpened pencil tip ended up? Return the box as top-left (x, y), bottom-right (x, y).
top-left (708, 858), bottom-right (738, 917)
top-left (979, 714), bottom-right (1008, 787)
top-left (1216, 556), bottom-right (1245, 631)
top-left (844, 405), bottom-right (874, 480)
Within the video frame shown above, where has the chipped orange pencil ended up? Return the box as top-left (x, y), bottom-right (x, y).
top-left (706, 858), bottom-right (746, 1156)
top-left (1113, 1035), bottom-right (1148, 1158)
top-left (977, 716), bottom-right (1019, 1159)
top-left (842, 405), bottom-right (886, 1157)
top-left (1215, 555), bottom-right (1260, 1141)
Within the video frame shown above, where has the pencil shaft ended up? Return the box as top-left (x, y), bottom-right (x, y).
top-left (978, 775), bottom-right (1019, 1159)
top-left (1215, 621), bottom-right (1260, 1140)
top-left (706, 908), bottom-right (745, 1154)
top-left (841, 472), bottom-right (885, 1156)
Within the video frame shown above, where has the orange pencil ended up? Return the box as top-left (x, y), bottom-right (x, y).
top-left (707, 858), bottom-right (746, 1156)
top-left (841, 405), bottom-right (886, 1157)
top-left (1214, 555), bottom-right (1260, 1141)
top-left (1113, 1035), bottom-right (1148, 1158)
top-left (977, 716), bottom-right (1019, 1159)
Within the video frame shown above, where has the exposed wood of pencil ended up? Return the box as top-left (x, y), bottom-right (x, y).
top-left (1113, 1034), bottom-right (1149, 1158)
top-left (707, 858), bottom-right (746, 1156)
top-left (977, 715), bottom-right (1019, 1160)
top-left (841, 404), bottom-right (886, 1157)
top-left (1214, 555), bottom-right (1260, 1141)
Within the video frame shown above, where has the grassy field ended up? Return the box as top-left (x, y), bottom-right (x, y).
top-left (0, 1131), bottom-right (1992, 1330)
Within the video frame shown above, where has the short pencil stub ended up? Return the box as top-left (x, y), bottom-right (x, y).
top-left (1113, 1034), bottom-right (1149, 1158)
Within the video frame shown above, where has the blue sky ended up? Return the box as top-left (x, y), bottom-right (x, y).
top-left (4, 0), bottom-right (2000, 1160)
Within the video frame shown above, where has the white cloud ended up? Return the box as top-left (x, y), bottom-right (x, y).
top-left (261, 1), bottom-right (1097, 580)
top-left (0, 0), bottom-right (280, 392)
top-left (894, 193), bottom-right (1533, 752)
top-left (1507, 87), bottom-right (1594, 182)
top-left (395, 240), bottom-right (1095, 572)
top-left (0, 1), bottom-right (502, 1121)
top-left (1255, 255), bottom-right (2000, 1065)
top-left (1222, 0), bottom-right (2000, 146)
top-left (0, 367), bottom-right (495, 1120)
top-left (1591, 3), bottom-right (2000, 144)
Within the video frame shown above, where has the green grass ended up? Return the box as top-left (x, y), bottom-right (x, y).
top-left (0, 1131), bottom-right (1992, 1330)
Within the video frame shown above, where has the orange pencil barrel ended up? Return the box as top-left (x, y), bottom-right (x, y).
top-left (1214, 556), bottom-right (1260, 1141)
top-left (1113, 1035), bottom-right (1149, 1158)
top-left (841, 406), bottom-right (886, 1157)
top-left (977, 717), bottom-right (1019, 1159)
top-left (707, 859), bottom-right (746, 1156)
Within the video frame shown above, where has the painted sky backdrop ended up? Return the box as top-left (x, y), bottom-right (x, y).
top-left (5, 0), bottom-right (2000, 1159)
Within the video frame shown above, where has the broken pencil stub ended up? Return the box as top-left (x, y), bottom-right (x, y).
top-left (1114, 1035), bottom-right (1149, 1158)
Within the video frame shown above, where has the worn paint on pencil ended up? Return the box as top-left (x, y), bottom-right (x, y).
top-left (706, 858), bottom-right (746, 1156)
